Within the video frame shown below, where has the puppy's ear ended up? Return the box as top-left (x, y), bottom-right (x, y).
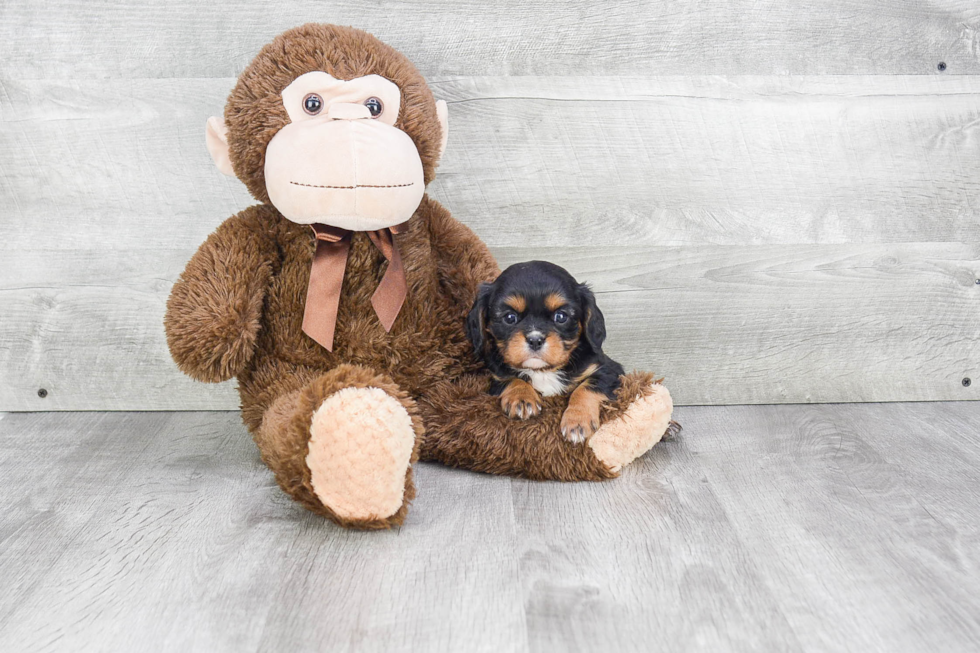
top-left (466, 283), bottom-right (493, 357)
top-left (578, 283), bottom-right (606, 352)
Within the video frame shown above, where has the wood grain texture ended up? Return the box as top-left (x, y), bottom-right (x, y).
top-left (3, 404), bottom-right (980, 651)
top-left (512, 436), bottom-right (803, 652)
top-left (1, 5), bottom-right (978, 410)
top-left (2, 243), bottom-right (976, 410)
top-left (432, 76), bottom-right (980, 247)
top-left (2, 76), bottom-right (979, 251)
top-left (0, 0), bottom-right (978, 78)
top-left (0, 248), bottom-right (234, 411)
top-left (683, 403), bottom-right (980, 651)
top-left (0, 412), bottom-right (525, 652)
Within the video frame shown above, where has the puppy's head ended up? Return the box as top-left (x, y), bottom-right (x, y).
top-left (467, 261), bottom-right (606, 372)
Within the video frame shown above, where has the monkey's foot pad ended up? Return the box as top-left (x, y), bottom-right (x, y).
top-left (589, 384), bottom-right (673, 473)
top-left (306, 386), bottom-right (415, 521)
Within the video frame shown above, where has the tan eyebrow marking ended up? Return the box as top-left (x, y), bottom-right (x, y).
top-left (503, 295), bottom-right (526, 312)
top-left (545, 293), bottom-right (566, 312)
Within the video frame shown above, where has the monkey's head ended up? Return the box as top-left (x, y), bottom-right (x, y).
top-left (206, 24), bottom-right (448, 231)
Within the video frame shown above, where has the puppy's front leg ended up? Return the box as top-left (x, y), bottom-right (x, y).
top-left (500, 379), bottom-right (542, 420)
top-left (561, 383), bottom-right (605, 444)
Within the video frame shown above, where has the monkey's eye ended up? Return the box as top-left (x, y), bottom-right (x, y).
top-left (554, 310), bottom-right (569, 324)
top-left (364, 97), bottom-right (383, 117)
top-left (303, 93), bottom-right (323, 115)
top-left (502, 312), bottom-right (518, 325)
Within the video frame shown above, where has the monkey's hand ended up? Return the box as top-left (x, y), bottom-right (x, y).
top-left (164, 209), bottom-right (275, 383)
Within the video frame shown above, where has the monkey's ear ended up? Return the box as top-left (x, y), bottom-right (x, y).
top-left (578, 283), bottom-right (607, 352)
top-left (435, 100), bottom-right (449, 159)
top-left (205, 116), bottom-right (235, 177)
top-left (466, 282), bottom-right (492, 357)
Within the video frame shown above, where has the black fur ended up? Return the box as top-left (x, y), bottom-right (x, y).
top-left (466, 261), bottom-right (624, 400)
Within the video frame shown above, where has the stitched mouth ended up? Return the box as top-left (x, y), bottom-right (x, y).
top-left (290, 181), bottom-right (414, 190)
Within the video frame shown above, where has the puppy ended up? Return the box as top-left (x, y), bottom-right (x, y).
top-left (467, 261), bottom-right (625, 443)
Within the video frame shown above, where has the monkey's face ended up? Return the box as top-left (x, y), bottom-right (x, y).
top-left (204, 25), bottom-right (449, 232)
top-left (262, 72), bottom-right (425, 231)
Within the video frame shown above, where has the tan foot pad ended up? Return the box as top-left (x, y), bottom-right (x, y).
top-left (306, 386), bottom-right (415, 521)
top-left (588, 384), bottom-right (673, 473)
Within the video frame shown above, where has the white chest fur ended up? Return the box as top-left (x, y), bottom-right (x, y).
top-left (519, 369), bottom-right (568, 397)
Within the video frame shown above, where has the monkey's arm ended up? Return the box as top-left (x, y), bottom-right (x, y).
top-left (164, 207), bottom-right (277, 383)
top-left (423, 196), bottom-right (500, 314)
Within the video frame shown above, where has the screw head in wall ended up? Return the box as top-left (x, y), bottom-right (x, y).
top-left (938, 62), bottom-right (947, 71)
top-left (37, 388), bottom-right (48, 398)
top-left (964, 378), bottom-right (972, 388)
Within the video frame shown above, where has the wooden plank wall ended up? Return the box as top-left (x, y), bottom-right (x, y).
top-left (1, 1), bottom-right (978, 410)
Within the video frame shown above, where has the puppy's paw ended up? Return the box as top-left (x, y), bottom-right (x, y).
top-left (561, 404), bottom-right (600, 444)
top-left (500, 380), bottom-right (542, 420)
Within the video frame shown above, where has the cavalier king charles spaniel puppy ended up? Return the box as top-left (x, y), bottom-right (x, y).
top-left (467, 261), bottom-right (625, 443)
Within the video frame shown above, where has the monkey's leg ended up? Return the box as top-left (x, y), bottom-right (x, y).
top-left (418, 371), bottom-right (672, 480)
top-left (254, 364), bottom-right (423, 529)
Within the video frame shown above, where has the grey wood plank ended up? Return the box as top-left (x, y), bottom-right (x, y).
top-left (0, 1), bottom-right (977, 78)
top-left (513, 431), bottom-right (803, 652)
top-left (2, 76), bottom-right (979, 252)
top-left (253, 467), bottom-right (526, 653)
top-left (0, 412), bottom-right (175, 630)
top-left (433, 75), bottom-right (980, 248)
top-left (826, 402), bottom-right (980, 574)
top-left (0, 411), bottom-right (291, 652)
top-left (0, 247), bottom-right (234, 411)
top-left (683, 403), bottom-right (980, 651)
top-left (0, 412), bottom-right (525, 653)
top-left (2, 74), bottom-right (978, 409)
top-left (2, 74), bottom-right (978, 411)
top-left (2, 243), bottom-right (977, 410)
top-left (6, 405), bottom-right (980, 652)
top-left (510, 243), bottom-right (979, 406)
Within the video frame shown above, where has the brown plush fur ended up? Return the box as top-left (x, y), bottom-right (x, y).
top-left (255, 364), bottom-right (423, 529)
top-left (417, 372), bottom-right (662, 481)
top-left (164, 24), bottom-right (670, 529)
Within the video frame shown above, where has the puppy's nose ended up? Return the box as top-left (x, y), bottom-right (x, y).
top-left (526, 333), bottom-right (546, 351)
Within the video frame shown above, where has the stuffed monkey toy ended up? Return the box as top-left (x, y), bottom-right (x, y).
top-left (164, 24), bottom-right (674, 529)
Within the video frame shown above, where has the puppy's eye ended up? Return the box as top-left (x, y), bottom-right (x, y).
top-left (554, 310), bottom-right (569, 324)
top-left (364, 97), bottom-right (383, 117)
top-left (303, 93), bottom-right (324, 115)
top-left (503, 312), bottom-right (518, 325)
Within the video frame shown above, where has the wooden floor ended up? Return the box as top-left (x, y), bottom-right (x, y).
top-left (1, 403), bottom-right (979, 652)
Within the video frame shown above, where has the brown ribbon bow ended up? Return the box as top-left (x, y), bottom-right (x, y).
top-left (302, 221), bottom-right (409, 351)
